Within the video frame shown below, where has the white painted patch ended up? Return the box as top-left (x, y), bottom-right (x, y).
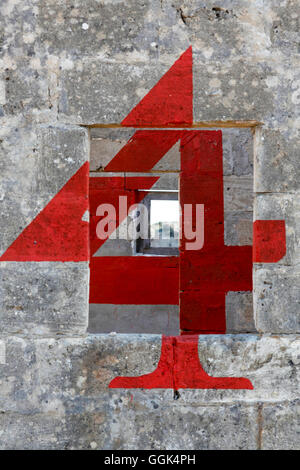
top-left (82, 23), bottom-right (89, 30)
top-left (81, 210), bottom-right (89, 222)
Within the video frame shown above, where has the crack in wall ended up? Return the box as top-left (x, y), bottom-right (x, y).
top-left (257, 402), bottom-right (264, 450)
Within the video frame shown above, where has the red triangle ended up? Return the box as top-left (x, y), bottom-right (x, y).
top-left (0, 162), bottom-right (89, 261)
top-left (122, 47), bottom-right (193, 127)
top-left (105, 130), bottom-right (182, 172)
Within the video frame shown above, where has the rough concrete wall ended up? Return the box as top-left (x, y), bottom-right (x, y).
top-left (0, 0), bottom-right (299, 449)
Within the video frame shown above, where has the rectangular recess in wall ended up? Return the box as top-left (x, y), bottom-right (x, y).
top-left (88, 127), bottom-right (256, 335)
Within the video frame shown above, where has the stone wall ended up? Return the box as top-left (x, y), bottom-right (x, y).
top-left (0, 0), bottom-right (299, 449)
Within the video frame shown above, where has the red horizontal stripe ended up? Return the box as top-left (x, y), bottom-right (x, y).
top-left (90, 256), bottom-right (179, 305)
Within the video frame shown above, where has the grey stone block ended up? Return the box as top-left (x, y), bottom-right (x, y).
top-left (168, 1), bottom-right (265, 62)
top-left (0, 401), bottom-right (258, 450)
top-left (223, 137), bottom-right (253, 247)
top-left (36, 0), bottom-right (160, 58)
top-left (171, 1), bottom-right (298, 126)
top-left (0, 335), bottom-right (164, 412)
top-left (181, 334), bottom-right (300, 404)
top-left (0, 123), bottom-right (41, 255)
top-left (0, 124), bottom-right (89, 255)
top-left (193, 60), bottom-right (274, 122)
top-left (254, 192), bottom-right (300, 266)
top-left (254, 265), bottom-right (300, 333)
top-left (0, 407), bottom-right (111, 450)
top-left (226, 291), bottom-right (256, 333)
top-left (104, 399), bottom-right (259, 450)
top-left (88, 304), bottom-right (179, 335)
top-left (261, 400), bottom-right (300, 450)
top-left (34, 125), bottom-right (89, 199)
top-left (0, 412), bottom-right (71, 450)
top-left (59, 61), bottom-right (169, 124)
top-left (0, 262), bottom-right (89, 335)
top-left (254, 128), bottom-right (300, 193)
top-left (268, 2), bottom-right (300, 56)
top-left (3, 63), bottom-right (51, 118)
top-left (222, 128), bottom-right (253, 177)
top-left (224, 175), bottom-right (253, 212)
top-left (224, 211), bottom-right (253, 246)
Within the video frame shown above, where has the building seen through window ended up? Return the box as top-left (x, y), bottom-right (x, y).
top-left (150, 199), bottom-right (179, 248)
top-left (136, 191), bottom-right (179, 255)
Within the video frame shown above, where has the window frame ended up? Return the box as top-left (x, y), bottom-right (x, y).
top-left (135, 190), bottom-right (180, 256)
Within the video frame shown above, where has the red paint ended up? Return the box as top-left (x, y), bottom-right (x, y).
top-left (253, 220), bottom-right (286, 262)
top-left (180, 291), bottom-right (226, 334)
top-left (121, 47), bottom-right (193, 127)
top-left (174, 336), bottom-right (253, 389)
top-left (90, 256), bottom-right (179, 305)
top-left (89, 176), bottom-right (158, 256)
top-left (109, 335), bottom-right (253, 389)
top-left (179, 132), bottom-right (252, 333)
top-left (105, 130), bottom-right (182, 172)
top-left (181, 248), bottom-right (253, 292)
top-left (0, 162), bottom-right (89, 261)
top-left (101, 45), bottom-right (286, 391)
